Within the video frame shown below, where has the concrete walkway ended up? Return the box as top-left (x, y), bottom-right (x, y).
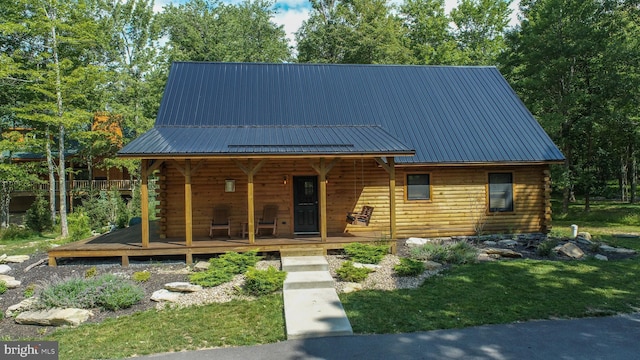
top-left (281, 256), bottom-right (353, 339)
top-left (134, 312), bottom-right (640, 359)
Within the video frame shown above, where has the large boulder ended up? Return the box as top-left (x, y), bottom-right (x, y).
top-left (164, 282), bottom-right (202, 293)
top-left (15, 308), bottom-right (92, 326)
top-left (0, 264), bottom-right (11, 274)
top-left (151, 289), bottom-right (182, 302)
top-left (0, 274), bottom-right (21, 288)
top-left (6, 297), bottom-right (39, 317)
top-left (405, 237), bottom-right (428, 247)
top-left (558, 242), bottom-right (585, 259)
top-left (599, 245), bottom-right (636, 255)
top-left (3, 255), bottom-right (30, 263)
top-left (483, 248), bottom-right (523, 258)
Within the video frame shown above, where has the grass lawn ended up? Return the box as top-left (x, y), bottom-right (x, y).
top-left (10, 198), bottom-right (640, 358)
top-left (0, 231), bottom-right (63, 255)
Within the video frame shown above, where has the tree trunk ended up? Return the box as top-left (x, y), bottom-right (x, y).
top-left (0, 181), bottom-right (11, 228)
top-left (50, 8), bottom-right (68, 238)
top-left (621, 155), bottom-right (628, 202)
top-left (45, 128), bottom-right (56, 225)
top-left (631, 149), bottom-right (637, 204)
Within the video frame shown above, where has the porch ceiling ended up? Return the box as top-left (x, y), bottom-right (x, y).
top-left (119, 125), bottom-right (415, 159)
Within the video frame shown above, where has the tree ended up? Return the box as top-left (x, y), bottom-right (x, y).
top-left (160, 0), bottom-right (291, 63)
top-left (450, 0), bottom-right (512, 65)
top-left (296, 0), bottom-right (411, 64)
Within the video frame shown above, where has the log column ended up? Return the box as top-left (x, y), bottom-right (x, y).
top-left (140, 159), bottom-right (149, 248)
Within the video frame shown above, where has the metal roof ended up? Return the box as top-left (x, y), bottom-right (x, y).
top-left (118, 125), bottom-right (414, 157)
top-left (119, 62), bottom-right (564, 163)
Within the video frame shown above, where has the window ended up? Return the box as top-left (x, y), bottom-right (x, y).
top-left (407, 174), bottom-right (430, 200)
top-left (488, 173), bottom-right (513, 212)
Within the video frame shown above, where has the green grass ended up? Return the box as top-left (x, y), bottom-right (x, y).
top-left (340, 258), bottom-right (640, 333)
top-left (0, 231), bottom-right (64, 255)
top-left (44, 294), bottom-right (285, 360)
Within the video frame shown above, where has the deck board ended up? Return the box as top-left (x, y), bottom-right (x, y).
top-left (48, 221), bottom-right (386, 266)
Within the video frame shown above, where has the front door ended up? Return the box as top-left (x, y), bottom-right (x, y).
top-left (293, 176), bottom-right (319, 233)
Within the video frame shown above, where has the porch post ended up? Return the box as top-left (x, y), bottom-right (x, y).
top-left (388, 157), bottom-right (397, 244)
top-left (140, 159), bottom-right (149, 248)
top-left (319, 158), bottom-right (328, 242)
top-left (247, 159), bottom-right (256, 244)
top-left (184, 159), bottom-right (193, 248)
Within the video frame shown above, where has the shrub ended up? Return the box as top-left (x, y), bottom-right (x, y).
top-left (38, 274), bottom-right (144, 311)
top-left (25, 192), bottom-right (52, 233)
top-left (84, 266), bottom-right (98, 278)
top-left (132, 271), bottom-right (151, 282)
top-left (410, 241), bottom-right (478, 265)
top-left (67, 209), bottom-right (91, 241)
top-left (0, 280), bottom-right (7, 295)
top-left (344, 243), bottom-right (389, 264)
top-left (0, 225), bottom-right (36, 241)
top-left (536, 239), bottom-right (559, 258)
top-left (243, 266), bottom-right (286, 296)
top-left (189, 267), bottom-right (234, 287)
top-left (23, 283), bottom-right (36, 298)
top-left (336, 261), bottom-right (373, 282)
top-left (394, 258), bottom-right (425, 277)
top-left (216, 250), bottom-right (261, 273)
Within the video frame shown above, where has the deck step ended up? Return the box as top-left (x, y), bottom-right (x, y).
top-left (284, 270), bottom-right (334, 290)
top-left (282, 256), bottom-right (328, 272)
top-left (280, 247), bottom-right (326, 257)
top-left (284, 288), bottom-right (353, 340)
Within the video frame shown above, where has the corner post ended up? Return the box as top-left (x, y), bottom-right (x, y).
top-left (185, 159), bottom-right (193, 248)
top-left (319, 158), bottom-right (328, 242)
top-left (140, 159), bottom-right (150, 248)
top-left (247, 159), bottom-right (256, 244)
top-left (388, 157), bottom-right (397, 252)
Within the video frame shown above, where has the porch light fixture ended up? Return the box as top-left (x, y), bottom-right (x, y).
top-left (283, 175), bottom-right (288, 185)
top-left (225, 179), bottom-right (235, 192)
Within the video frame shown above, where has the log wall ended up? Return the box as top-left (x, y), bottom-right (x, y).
top-left (157, 158), bottom-right (551, 239)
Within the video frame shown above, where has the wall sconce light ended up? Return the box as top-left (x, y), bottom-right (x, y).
top-left (325, 177), bottom-right (329, 184)
top-left (225, 179), bottom-right (236, 192)
top-left (283, 175), bottom-right (288, 185)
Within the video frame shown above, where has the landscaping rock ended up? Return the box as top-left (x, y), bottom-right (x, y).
top-left (193, 261), bottom-right (210, 271)
top-left (594, 254), bottom-right (608, 261)
top-left (151, 289), bottom-right (182, 302)
top-left (483, 248), bottom-right (523, 258)
top-left (342, 283), bottom-right (363, 293)
top-left (0, 274), bottom-right (21, 288)
top-left (423, 260), bottom-right (444, 270)
top-left (15, 308), bottom-right (92, 326)
top-left (0, 254), bottom-right (6, 262)
top-left (353, 263), bottom-right (381, 270)
top-left (558, 242), bottom-right (585, 259)
top-left (164, 282), bottom-right (202, 293)
top-left (577, 232), bottom-right (592, 241)
top-left (406, 237), bottom-right (428, 247)
top-left (483, 241), bottom-right (498, 246)
top-left (3, 255), bottom-right (30, 263)
top-left (0, 264), bottom-right (11, 274)
top-left (6, 297), bottom-right (39, 317)
top-left (599, 245), bottom-right (636, 255)
top-left (576, 237), bottom-right (594, 245)
top-left (498, 240), bottom-right (518, 247)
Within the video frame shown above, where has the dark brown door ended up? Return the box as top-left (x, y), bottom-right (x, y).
top-left (293, 176), bottom-right (319, 233)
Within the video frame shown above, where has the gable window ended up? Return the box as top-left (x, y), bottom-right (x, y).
top-left (488, 173), bottom-right (513, 212)
top-left (407, 174), bottom-right (430, 200)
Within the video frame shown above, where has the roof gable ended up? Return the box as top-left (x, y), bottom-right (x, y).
top-left (120, 62), bottom-right (564, 163)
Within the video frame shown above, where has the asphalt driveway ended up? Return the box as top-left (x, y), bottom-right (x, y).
top-left (134, 312), bottom-right (640, 360)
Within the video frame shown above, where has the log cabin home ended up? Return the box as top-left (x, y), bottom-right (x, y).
top-left (111, 62), bottom-right (564, 263)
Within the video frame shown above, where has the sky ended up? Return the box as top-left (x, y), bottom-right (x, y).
top-left (154, 0), bottom-right (521, 48)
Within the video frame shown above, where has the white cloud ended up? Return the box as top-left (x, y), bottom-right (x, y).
top-left (273, 8), bottom-right (311, 48)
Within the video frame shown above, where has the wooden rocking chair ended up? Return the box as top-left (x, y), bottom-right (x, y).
top-left (346, 206), bottom-right (374, 226)
top-left (209, 205), bottom-right (231, 238)
top-left (256, 204), bottom-right (278, 236)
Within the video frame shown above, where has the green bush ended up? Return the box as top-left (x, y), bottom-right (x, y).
top-left (394, 258), bottom-right (425, 276)
top-left (189, 267), bottom-right (234, 287)
top-left (23, 284), bottom-right (36, 298)
top-left (536, 239), bottom-right (559, 257)
top-left (132, 271), bottom-right (151, 282)
top-left (67, 209), bottom-right (91, 241)
top-left (25, 192), bottom-right (52, 233)
top-left (0, 280), bottom-right (7, 295)
top-left (336, 261), bottom-right (373, 282)
top-left (410, 241), bottom-right (478, 265)
top-left (243, 266), bottom-right (286, 296)
top-left (38, 274), bottom-right (144, 311)
top-left (0, 225), bottom-right (36, 241)
top-left (344, 243), bottom-right (389, 264)
top-left (81, 191), bottom-right (111, 231)
top-left (191, 251), bottom-right (262, 287)
top-left (84, 266), bottom-right (98, 278)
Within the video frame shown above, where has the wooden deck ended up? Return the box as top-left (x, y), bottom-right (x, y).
top-left (48, 221), bottom-right (389, 266)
